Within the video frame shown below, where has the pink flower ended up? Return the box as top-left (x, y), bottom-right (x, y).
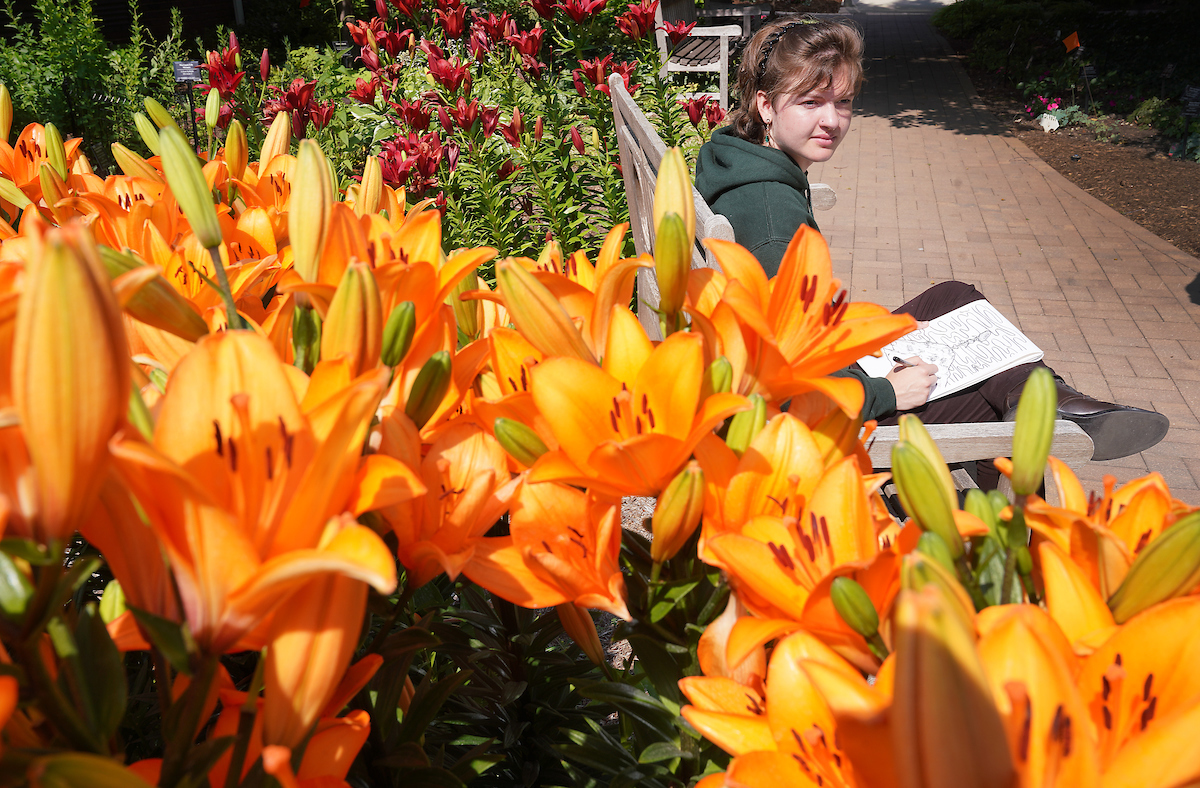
top-left (1048, 102), bottom-right (1059, 110)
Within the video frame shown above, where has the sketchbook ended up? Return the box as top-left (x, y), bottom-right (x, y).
top-left (855, 300), bottom-right (1044, 401)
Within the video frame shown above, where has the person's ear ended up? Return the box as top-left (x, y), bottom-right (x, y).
top-left (755, 90), bottom-right (772, 124)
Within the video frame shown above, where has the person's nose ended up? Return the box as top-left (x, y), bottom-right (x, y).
top-left (818, 103), bottom-right (840, 130)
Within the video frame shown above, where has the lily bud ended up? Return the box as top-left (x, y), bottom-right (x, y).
top-left (891, 441), bottom-right (963, 560)
top-left (292, 305), bottom-right (322, 374)
top-left (381, 301), bottom-right (416, 367)
top-left (557, 603), bottom-right (605, 666)
top-left (159, 126), bottom-right (223, 249)
top-left (43, 122), bottom-right (68, 180)
top-left (654, 211), bottom-right (689, 327)
top-left (534, 115), bottom-right (543, 141)
top-left (144, 97), bottom-right (182, 133)
top-left (495, 259), bottom-right (597, 363)
top-left (725, 393), bottom-right (766, 457)
top-left (98, 246), bottom-right (209, 342)
top-left (651, 461), bottom-right (704, 563)
top-left (700, 356), bottom-right (733, 400)
top-left (260, 111), bottom-right (292, 162)
top-left (0, 82), bottom-right (10, 142)
top-left (900, 552), bottom-right (977, 625)
top-left (652, 147), bottom-right (695, 246)
top-left (1107, 510), bottom-right (1200, 624)
top-left (224, 119), bottom-right (248, 181)
top-left (132, 113), bottom-right (161, 155)
top-left (892, 584), bottom-right (1015, 788)
top-left (451, 274), bottom-right (481, 340)
top-left (289, 139), bottom-right (333, 282)
top-left (1009, 366), bottom-right (1056, 496)
top-left (915, 531), bottom-right (957, 573)
top-left (39, 162), bottom-right (66, 208)
top-left (963, 488), bottom-right (999, 535)
top-left (321, 262), bottom-right (383, 375)
top-left (14, 229), bottom-right (129, 544)
top-left (494, 417), bottom-right (549, 467)
top-left (897, 414), bottom-right (956, 507)
top-left (830, 576), bottom-right (879, 638)
top-left (357, 154), bottom-right (383, 217)
top-left (260, 48), bottom-right (270, 82)
top-left (406, 351), bottom-right (452, 429)
top-left (0, 176), bottom-right (31, 209)
top-left (110, 143), bottom-right (163, 183)
top-left (204, 87), bottom-right (221, 132)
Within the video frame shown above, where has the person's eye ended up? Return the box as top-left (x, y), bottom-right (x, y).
top-left (802, 100), bottom-right (819, 108)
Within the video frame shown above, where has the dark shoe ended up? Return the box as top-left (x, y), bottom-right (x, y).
top-left (1003, 379), bottom-right (1169, 461)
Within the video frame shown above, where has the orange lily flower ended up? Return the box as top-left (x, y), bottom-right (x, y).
top-left (462, 480), bottom-right (631, 620)
top-left (108, 331), bottom-right (405, 653)
top-left (526, 327), bottom-right (747, 496)
top-left (375, 415), bottom-right (518, 588)
top-left (689, 226), bottom-right (916, 415)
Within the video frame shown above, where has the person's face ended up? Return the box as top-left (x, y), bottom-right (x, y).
top-left (756, 69), bottom-right (854, 171)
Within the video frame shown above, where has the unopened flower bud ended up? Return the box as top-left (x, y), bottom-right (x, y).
top-left (0, 177), bottom-right (30, 209)
top-left (405, 351), bottom-right (452, 428)
top-left (289, 139), bottom-right (333, 282)
top-left (43, 122), bottom-right (67, 180)
top-left (159, 126), bottom-right (223, 249)
top-left (915, 531), bottom-right (957, 573)
top-left (451, 274), bottom-right (481, 340)
top-left (892, 441), bottom-right (963, 560)
top-left (1108, 510), bottom-right (1200, 624)
top-left (494, 418), bottom-right (549, 467)
top-left (701, 356), bottom-right (733, 399)
top-left (381, 301), bottom-right (416, 367)
top-left (357, 154), bottom-right (383, 217)
top-left (1009, 366), bottom-right (1056, 496)
top-left (536, 237), bottom-right (562, 273)
top-left (225, 119), bottom-right (248, 180)
top-left (830, 576), bottom-right (879, 638)
top-left (963, 488), bottom-right (999, 535)
top-left (652, 147), bottom-right (695, 249)
top-left (204, 87), bottom-right (221, 131)
top-left (0, 82), bottom-right (11, 142)
top-left (133, 113), bottom-right (161, 156)
top-left (39, 162), bottom-right (66, 208)
top-left (98, 246), bottom-right (209, 342)
top-left (111, 142), bottom-right (163, 183)
top-left (496, 259), bottom-right (596, 363)
top-left (534, 115), bottom-right (543, 141)
top-left (897, 414), bottom-right (956, 507)
top-left (651, 461), bottom-right (704, 563)
top-left (725, 393), bottom-right (766, 458)
top-left (260, 48), bottom-right (271, 82)
top-left (321, 261), bottom-right (383, 375)
top-left (144, 97), bottom-right (182, 134)
top-left (260, 111), bottom-right (292, 162)
top-left (654, 211), bottom-right (689, 326)
top-left (292, 305), bottom-right (322, 374)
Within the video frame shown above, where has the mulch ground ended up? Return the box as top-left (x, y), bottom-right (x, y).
top-left (963, 64), bottom-right (1200, 260)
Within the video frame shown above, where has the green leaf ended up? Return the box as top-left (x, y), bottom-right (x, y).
top-left (75, 603), bottom-right (127, 740)
top-left (130, 605), bottom-right (194, 674)
top-left (638, 742), bottom-right (686, 764)
top-left (397, 669), bottom-right (473, 744)
top-left (623, 633), bottom-right (686, 703)
top-left (648, 579), bottom-right (700, 624)
top-left (1, 537), bottom-right (58, 565)
top-left (98, 580), bottom-right (126, 624)
top-left (575, 680), bottom-right (678, 733)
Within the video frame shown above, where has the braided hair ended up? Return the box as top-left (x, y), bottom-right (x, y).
top-left (727, 17), bottom-right (864, 144)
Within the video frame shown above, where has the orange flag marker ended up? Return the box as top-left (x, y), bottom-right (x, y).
top-left (1063, 31), bottom-right (1081, 52)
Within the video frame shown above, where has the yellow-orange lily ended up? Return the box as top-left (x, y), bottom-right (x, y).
top-left (108, 331), bottom-right (406, 653)
top-left (525, 327), bottom-right (747, 497)
top-left (689, 226), bottom-right (916, 415)
top-left (462, 480), bottom-right (630, 620)
top-left (375, 415), bottom-right (518, 588)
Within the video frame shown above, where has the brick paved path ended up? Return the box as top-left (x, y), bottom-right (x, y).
top-left (807, 12), bottom-right (1200, 502)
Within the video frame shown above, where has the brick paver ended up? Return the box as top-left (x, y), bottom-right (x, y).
top-left (807, 12), bottom-right (1200, 502)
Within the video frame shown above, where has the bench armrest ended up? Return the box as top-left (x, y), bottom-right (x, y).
top-left (686, 24), bottom-right (743, 37)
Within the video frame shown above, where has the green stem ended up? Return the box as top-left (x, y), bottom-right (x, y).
top-left (19, 629), bottom-right (99, 752)
top-left (956, 555), bottom-right (989, 612)
top-left (159, 657), bottom-right (220, 788)
top-left (866, 632), bottom-right (890, 662)
top-left (207, 246), bottom-right (247, 329)
top-left (366, 580), bottom-right (417, 656)
top-left (223, 657), bottom-right (266, 788)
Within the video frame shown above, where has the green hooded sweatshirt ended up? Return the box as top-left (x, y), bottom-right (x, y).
top-left (694, 125), bottom-right (898, 421)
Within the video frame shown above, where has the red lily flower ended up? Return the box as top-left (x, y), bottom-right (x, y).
top-left (447, 97), bottom-right (481, 132)
top-left (554, 0), bottom-right (607, 23)
top-left (436, 3), bottom-right (468, 37)
top-left (498, 107), bottom-right (523, 147)
top-left (578, 54), bottom-right (613, 87)
top-left (506, 24), bottom-right (545, 58)
top-left (389, 0), bottom-right (422, 19)
top-left (378, 29), bottom-right (409, 57)
top-left (520, 54), bottom-right (547, 80)
top-left (609, 60), bottom-right (640, 95)
top-left (705, 101), bottom-right (727, 126)
top-left (445, 140), bottom-right (460, 172)
top-left (392, 98), bottom-right (432, 131)
top-left (660, 19), bottom-right (695, 46)
top-left (475, 10), bottom-right (513, 40)
top-left (497, 160), bottom-right (520, 181)
top-left (468, 23), bottom-right (492, 60)
top-left (348, 77), bottom-right (377, 105)
top-left (202, 51), bottom-right (245, 101)
top-left (425, 49), bottom-right (471, 94)
top-left (617, 0), bottom-right (658, 39)
top-left (346, 17), bottom-right (386, 48)
top-left (680, 95), bottom-right (709, 127)
top-left (479, 105), bottom-right (501, 137)
top-left (572, 69), bottom-right (589, 98)
top-left (527, 0), bottom-right (556, 20)
top-left (361, 48), bottom-right (381, 72)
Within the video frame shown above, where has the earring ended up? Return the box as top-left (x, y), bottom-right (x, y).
top-left (763, 119), bottom-right (772, 146)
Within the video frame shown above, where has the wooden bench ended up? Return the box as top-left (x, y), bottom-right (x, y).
top-left (654, 0), bottom-right (768, 109)
top-left (608, 72), bottom-right (1094, 505)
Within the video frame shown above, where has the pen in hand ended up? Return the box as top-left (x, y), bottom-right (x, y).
top-left (892, 356), bottom-right (916, 369)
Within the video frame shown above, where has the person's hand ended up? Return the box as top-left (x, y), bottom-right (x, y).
top-left (886, 356), bottom-right (938, 411)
